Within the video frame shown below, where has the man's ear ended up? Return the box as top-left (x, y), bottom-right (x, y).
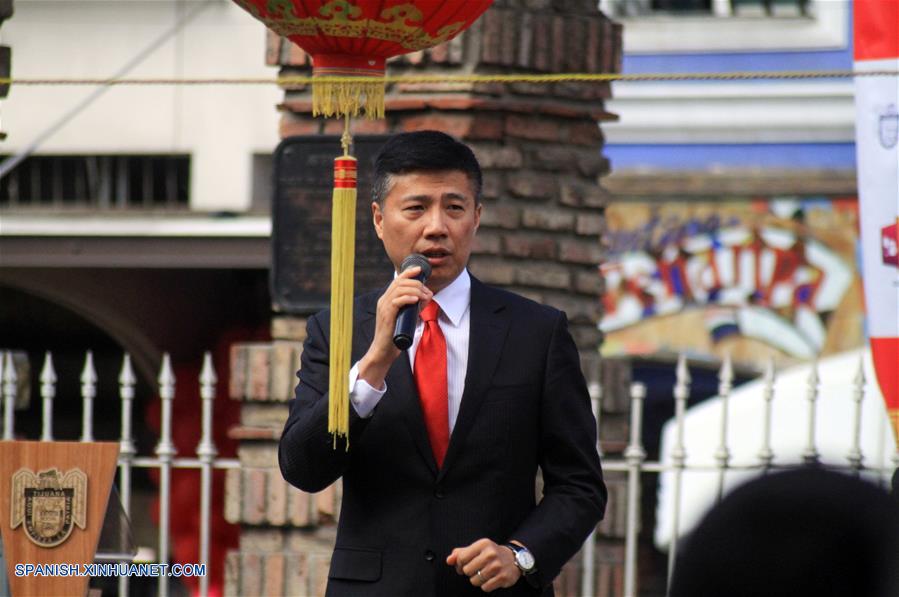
top-left (473, 202), bottom-right (482, 231)
top-left (372, 201), bottom-right (384, 240)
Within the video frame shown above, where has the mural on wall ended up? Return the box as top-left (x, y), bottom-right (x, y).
top-left (600, 198), bottom-right (863, 365)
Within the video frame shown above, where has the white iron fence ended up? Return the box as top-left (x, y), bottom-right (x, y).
top-left (1, 350), bottom-right (240, 597)
top-left (1, 348), bottom-right (897, 597)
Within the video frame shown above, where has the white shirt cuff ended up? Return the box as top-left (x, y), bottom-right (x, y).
top-left (348, 362), bottom-right (387, 419)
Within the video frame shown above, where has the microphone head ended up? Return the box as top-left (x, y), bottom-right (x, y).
top-left (400, 253), bottom-right (432, 281)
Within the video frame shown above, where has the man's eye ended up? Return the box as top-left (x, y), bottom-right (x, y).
top-left (405, 205), bottom-right (424, 212)
top-left (448, 204), bottom-right (465, 212)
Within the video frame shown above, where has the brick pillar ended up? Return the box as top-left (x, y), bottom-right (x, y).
top-left (227, 2), bottom-right (624, 595)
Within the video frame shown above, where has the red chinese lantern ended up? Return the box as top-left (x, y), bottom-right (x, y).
top-left (234, 0), bottom-right (493, 442)
top-left (234, 0), bottom-right (493, 119)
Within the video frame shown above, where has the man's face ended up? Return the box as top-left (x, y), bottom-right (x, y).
top-left (373, 170), bottom-right (481, 293)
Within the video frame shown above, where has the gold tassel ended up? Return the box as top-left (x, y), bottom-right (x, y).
top-left (313, 79), bottom-right (386, 120)
top-left (328, 122), bottom-right (357, 447)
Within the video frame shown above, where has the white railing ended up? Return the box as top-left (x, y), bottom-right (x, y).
top-left (2, 348), bottom-right (896, 597)
top-left (0, 349), bottom-right (239, 597)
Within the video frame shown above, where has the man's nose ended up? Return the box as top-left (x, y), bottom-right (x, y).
top-left (422, 207), bottom-right (449, 236)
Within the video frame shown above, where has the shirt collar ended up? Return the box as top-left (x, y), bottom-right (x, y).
top-left (431, 269), bottom-right (470, 328)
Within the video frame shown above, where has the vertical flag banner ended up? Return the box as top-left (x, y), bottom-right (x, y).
top-left (854, 0), bottom-right (899, 441)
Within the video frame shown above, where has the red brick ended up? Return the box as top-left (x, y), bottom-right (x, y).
top-left (430, 41), bottom-right (449, 63)
top-left (224, 468), bottom-right (241, 524)
top-left (521, 207), bottom-right (575, 231)
top-left (576, 213), bottom-right (604, 236)
top-left (285, 553), bottom-right (309, 596)
top-left (471, 145), bottom-right (523, 169)
top-left (243, 468), bottom-right (268, 525)
top-left (507, 172), bottom-right (556, 201)
top-left (552, 16), bottom-right (566, 73)
top-left (227, 426), bottom-right (281, 441)
top-left (353, 119), bottom-right (389, 134)
top-left (261, 553), bottom-right (285, 597)
top-left (570, 121), bottom-right (603, 146)
top-left (558, 238), bottom-right (602, 265)
top-left (267, 472), bottom-right (288, 526)
top-left (468, 116), bottom-right (505, 141)
top-left (586, 19), bottom-right (601, 74)
top-left (288, 487), bottom-right (312, 527)
top-left (559, 180), bottom-right (610, 208)
top-left (533, 14), bottom-right (552, 71)
top-left (225, 551), bottom-right (240, 596)
top-left (468, 259), bottom-right (516, 285)
top-left (481, 172), bottom-right (504, 200)
top-left (472, 231), bottom-right (502, 255)
top-left (516, 263), bottom-right (571, 290)
top-left (575, 269), bottom-right (603, 295)
top-left (517, 12), bottom-right (534, 68)
top-left (505, 115), bottom-right (559, 142)
top-left (265, 32), bottom-right (283, 67)
top-left (230, 345), bottom-right (248, 400)
top-left (401, 114), bottom-right (477, 139)
top-left (279, 115), bottom-right (320, 139)
top-left (577, 152), bottom-right (610, 178)
top-left (501, 10), bottom-right (518, 66)
top-left (383, 97), bottom-right (428, 111)
top-left (287, 43), bottom-right (310, 67)
top-left (240, 553), bottom-right (263, 596)
top-left (479, 203), bottom-right (520, 229)
top-left (503, 234), bottom-right (557, 260)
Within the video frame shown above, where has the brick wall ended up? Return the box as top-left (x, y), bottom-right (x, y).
top-left (226, 1), bottom-right (624, 595)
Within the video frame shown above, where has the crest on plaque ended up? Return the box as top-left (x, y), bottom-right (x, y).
top-left (11, 467), bottom-right (87, 547)
top-left (879, 103), bottom-right (899, 149)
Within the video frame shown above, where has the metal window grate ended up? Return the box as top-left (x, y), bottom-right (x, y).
top-left (0, 155), bottom-right (191, 209)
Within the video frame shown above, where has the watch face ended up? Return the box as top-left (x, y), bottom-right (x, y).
top-left (516, 549), bottom-right (536, 571)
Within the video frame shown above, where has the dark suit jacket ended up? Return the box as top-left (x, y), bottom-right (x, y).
top-left (279, 275), bottom-right (606, 597)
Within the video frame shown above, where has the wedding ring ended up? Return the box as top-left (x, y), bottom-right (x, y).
top-left (477, 570), bottom-right (484, 581)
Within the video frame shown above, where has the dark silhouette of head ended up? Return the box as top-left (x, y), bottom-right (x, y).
top-left (670, 467), bottom-right (899, 597)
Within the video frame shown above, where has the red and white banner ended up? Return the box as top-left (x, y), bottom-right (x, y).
top-left (854, 0), bottom-right (899, 441)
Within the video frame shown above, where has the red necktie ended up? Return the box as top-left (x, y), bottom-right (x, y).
top-left (414, 301), bottom-right (449, 468)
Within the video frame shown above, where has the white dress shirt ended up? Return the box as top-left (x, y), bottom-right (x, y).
top-left (348, 269), bottom-right (471, 432)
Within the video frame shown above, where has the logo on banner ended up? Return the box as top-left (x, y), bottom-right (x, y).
top-left (10, 467), bottom-right (87, 547)
top-left (880, 104), bottom-right (899, 149)
top-left (883, 223), bottom-right (898, 267)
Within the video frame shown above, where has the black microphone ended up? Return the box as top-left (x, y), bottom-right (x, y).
top-left (393, 254), bottom-right (432, 350)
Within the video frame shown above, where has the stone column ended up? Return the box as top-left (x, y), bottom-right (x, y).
top-left (226, 2), bottom-right (625, 595)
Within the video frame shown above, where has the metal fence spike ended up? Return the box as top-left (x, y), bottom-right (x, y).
top-left (758, 357), bottom-right (777, 470)
top-left (3, 351), bottom-right (17, 441)
top-left (81, 350), bottom-right (98, 384)
top-left (119, 352), bottom-right (137, 386)
top-left (200, 351), bottom-right (217, 387)
top-left (40, 351), bottom-right (57, 385)
top-left (40, 352), bottom-right (56, 441)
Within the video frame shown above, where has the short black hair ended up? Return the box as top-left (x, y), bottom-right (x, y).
top-left (371, 130), bottom-right (482, 204)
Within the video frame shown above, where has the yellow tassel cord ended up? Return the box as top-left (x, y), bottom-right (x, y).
top-left (327, 122), bottom-right (357, 447)
top-left (313, 79), bottom-right (386, 120)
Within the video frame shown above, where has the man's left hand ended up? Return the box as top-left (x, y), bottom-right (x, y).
top-left (446, 538), bottom-right (521, 592)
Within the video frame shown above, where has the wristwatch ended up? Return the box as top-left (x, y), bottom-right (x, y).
top-left (504, 543), bottom-right (537, 577)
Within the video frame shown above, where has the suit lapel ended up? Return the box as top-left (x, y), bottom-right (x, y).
top-left (361, 293), bottom-right (438, 476)
top-left (438, 277), bottom-right (510, 482)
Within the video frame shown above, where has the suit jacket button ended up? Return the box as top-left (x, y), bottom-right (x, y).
top-left (424, 550), bottom-right (436, 562)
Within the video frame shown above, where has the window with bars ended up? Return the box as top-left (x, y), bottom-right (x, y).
top-left (607, 0), bottom-right (810, 18)
top-left (0, 155), bottom-right (190, 209)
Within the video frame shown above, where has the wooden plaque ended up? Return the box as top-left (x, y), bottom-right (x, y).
top-left (0, 441), bottom-right (119, 597)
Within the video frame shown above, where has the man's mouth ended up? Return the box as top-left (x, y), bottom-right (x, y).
top-left (421, 249), bottom-right (450, 265)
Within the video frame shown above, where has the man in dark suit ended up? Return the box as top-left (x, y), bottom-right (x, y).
top-left (279, 131), bottom-right (606, 596)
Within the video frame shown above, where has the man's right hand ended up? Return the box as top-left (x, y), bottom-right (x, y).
top-left (356, 266), bottom-right (433, 390)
